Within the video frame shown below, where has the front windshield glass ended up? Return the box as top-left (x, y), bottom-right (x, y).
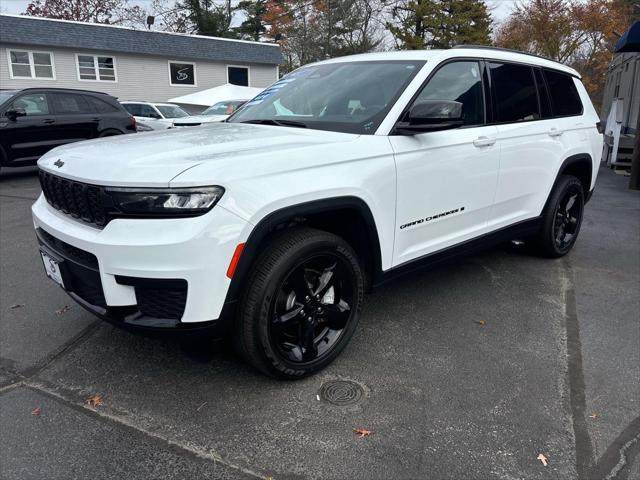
top-left (228, 60), bottom-right (425, 134)
top-left (0, 90), bottom-right (18, 105)
top-left (155, 105), bottom-right (189, 118)
top-left (203, 101), bottom-right (245, 116)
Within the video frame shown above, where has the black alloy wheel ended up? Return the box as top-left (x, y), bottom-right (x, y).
top-left (531, 174), bottom-right (585, 257)
top-left (235, 228), bottom-right (364, 379)
top-left (270, 254), bottom-right (354, 364)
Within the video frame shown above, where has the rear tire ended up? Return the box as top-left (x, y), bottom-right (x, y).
top-left (530, 175), bottom-right (585, 258)
top-left (234, 228), bottom-right (364, 379)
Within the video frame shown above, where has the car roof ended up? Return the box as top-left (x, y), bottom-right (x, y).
top-left (121, 101), bottom-right (180, 107)
top-left (10, 87), bottom-right (116, 96)
top-left (314, 47), bottom-right (580, 78)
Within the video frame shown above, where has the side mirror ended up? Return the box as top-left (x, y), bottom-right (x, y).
top-left (5, 108), bottom-right (26, 121)
top-left (395, 100), bottom-right (464, 135)
top-left (150, 112), bottom-right (162, 119)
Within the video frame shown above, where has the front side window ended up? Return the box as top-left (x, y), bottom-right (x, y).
top-left (490, 62), bottom-right (539, 123)
top-left (141, 105), bottom-right (160, 118)
top-left (543, 69), bottom-right (583, 117)
top-left (169, 62), bottom-right (196, 86)
top-left (52, 93), bottom-right (92, 114)
top-left (122, 103), bottom-right (142, 116)
top-left (229, 60), bottom-right (425, 134)
top-left (413, 61), bottom-right (484, 126)
top-left (77, 55), bottom-right (116, 81)
top-left (11, 94), bottom-right (49, 115)
top-left (8, 50), bottom-right (54, 79)
top-left (228, 66), bottom-right (249, 86)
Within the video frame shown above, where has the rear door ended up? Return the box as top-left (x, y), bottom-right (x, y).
top-left (51, 92), bottom-right (100, 142)
top-left (487, 62), bottom-right (563, 230)
top-left (0, 92), bottom-right (58, 163)
top-left (390, 60), bottom-right (500, 266)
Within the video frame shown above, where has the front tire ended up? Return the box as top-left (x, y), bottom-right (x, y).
top-left (235, 228), bottom-right (364, 379)
top-left (531, 174), bottom-right (585, 257)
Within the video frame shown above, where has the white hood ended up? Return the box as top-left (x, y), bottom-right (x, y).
top-left (172, 114), bottom-right (228, 125)
top-left (37, 123), bottom-right (357, 187)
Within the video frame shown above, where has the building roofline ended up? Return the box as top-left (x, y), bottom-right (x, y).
top-left (0, 13), bottom-right (279, 48)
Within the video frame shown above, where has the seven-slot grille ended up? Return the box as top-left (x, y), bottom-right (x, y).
top-left (39, 170), bottom-right (107, 226)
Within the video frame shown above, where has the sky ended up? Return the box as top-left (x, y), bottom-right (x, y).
top-left (0, 0), bottom-right (519, 23)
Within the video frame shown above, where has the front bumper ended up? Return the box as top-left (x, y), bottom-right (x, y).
top-left (32, 194), bottom-right (250, 329)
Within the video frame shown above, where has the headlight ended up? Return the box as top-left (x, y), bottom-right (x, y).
top-left (106, 186), bottom-right (224, 216)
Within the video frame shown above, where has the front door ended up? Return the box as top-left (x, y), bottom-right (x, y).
top-left (390, 60), bottom-right (500, 267)
top-left (0, 92), bottom-right (58, 164)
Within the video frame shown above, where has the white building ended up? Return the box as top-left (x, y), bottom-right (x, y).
top-left (0, 14), bottom-right (282, 104)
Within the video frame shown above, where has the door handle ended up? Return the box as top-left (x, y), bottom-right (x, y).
top-left (473, 136), bottom-right (496, 147)
top-left (548, 128), bottom-right (563, 137)
top-left (43, 118), bottom-right (55, 124)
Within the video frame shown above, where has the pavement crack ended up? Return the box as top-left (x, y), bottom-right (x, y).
top-left (591, 416), bottom-right (640, 480)
top-left (560, 260), bottom-right (596, 479)
top-left (22, 381), bottom-right (269, 480)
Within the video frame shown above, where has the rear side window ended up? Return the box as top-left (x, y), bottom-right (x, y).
top-left (543, 70), bottom-right (583, 117)
top-left (87, 96), bottom-right (119, 113)
top-left (489, 62), bottom-right (539, 123)
top-left (52, 93), bottom-right (92, 115)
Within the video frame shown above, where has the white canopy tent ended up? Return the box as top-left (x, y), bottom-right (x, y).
top-left (168, 84), bottom-right (264, 108)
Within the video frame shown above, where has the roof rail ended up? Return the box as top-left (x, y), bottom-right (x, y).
top-left (452, 45), bottom-right (559, 64)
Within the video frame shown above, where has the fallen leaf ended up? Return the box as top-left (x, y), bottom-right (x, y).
top-left (475, 320), bottom-right (486, 326)
top-left (10, 304), bottom-right (25, 309)
top-left (85, 394), bottom-right (103, 408)
top-left (589, 413), bottom-right (598, 419)
top-left (31, 407), bottom-right (41, 416)
top-left (537, 453), bottom-right (548, 466)
top-left (353, 428), bottom-right (372, 438)
top-left (55, 305), bottom-right (71, 316)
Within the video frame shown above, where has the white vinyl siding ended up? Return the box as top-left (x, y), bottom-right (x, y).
top-left (76, 54), bottom-right (116, 82)
top-left (7, 48), bottom-right (55, 79)
top-left (0, 44), bottom-right (279, 103)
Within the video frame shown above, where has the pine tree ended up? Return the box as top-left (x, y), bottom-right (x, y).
top-left (388, 0), bottom-right (492, 50)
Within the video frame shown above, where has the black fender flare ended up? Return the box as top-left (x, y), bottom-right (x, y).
top-left (222, 196), bottom-right (383, 307)
top-left (542, 153), bottom-right (594, 213)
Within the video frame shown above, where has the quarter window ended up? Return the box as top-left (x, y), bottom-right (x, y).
top-left (413, 61), bottom-right (485, 126)
top-left (543, 70), bottom-right (583, 116)
top-left (77, 55), bottom-right (116, 81)
top-left (8, 50), bottom-right (54, 79)
top-left (228, 66), bottom-right (249, 86)
top-left (489, 62), bottom-right (540, 123)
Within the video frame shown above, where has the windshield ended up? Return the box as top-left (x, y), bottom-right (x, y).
top-left (155, 105), bottom-right (189, 118)
top-left (203, 101), bottom-right (245, 116)
top-left (0, 90), bottom-right (18, 105)
top-left (228, 60), bottom-right (425, 134)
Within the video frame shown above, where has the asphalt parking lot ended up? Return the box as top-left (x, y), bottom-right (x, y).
top-left (0, 165), bottom-right (638, 480)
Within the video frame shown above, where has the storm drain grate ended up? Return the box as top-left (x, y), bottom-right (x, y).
top-left (319, 380), bottom-right (364, 406)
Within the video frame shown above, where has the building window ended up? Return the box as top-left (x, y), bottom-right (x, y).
top-left (168, 61), bottom-right (196, 86)
top-left (76, 54), bottom-right (116, 82)
top-left (228, 66), bottom-right (249, 86)
top-left (8, 49), bottom-right (54, 79)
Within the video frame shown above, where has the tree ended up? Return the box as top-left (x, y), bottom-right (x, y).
top-left (24, 0), bottom-right (134, 24)
top-left (495, 0), bottom-right (634, 107)
top-left (237, 0), bottom-right (268, 41)
top-left (263, 0), bottom-right (385, 72)
top-left (387, 0), bottom-right (493, 50)
top-left (180, 0), bottom-right (238, 38)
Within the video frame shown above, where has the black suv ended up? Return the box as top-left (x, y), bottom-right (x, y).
top-left (0, 88), bottom-right (136, 170)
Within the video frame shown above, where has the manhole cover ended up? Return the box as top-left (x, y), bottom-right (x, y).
top-left (319, 380), bottom-right (364, 406)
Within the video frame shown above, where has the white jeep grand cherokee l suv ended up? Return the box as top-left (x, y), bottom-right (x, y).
top-left (33, 47), bottom-right (602, 379)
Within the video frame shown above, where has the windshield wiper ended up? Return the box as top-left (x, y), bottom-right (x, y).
top-left (239, 119), bottom-right (307, 128)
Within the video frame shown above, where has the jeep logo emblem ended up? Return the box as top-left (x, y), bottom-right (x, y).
top-left (53, 159), bottom-right (64, 168)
